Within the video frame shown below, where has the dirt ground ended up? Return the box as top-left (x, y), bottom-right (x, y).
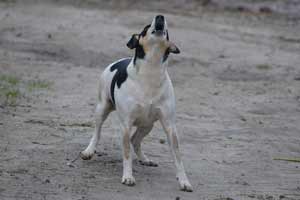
top-left (0, 1), bottom-right (300, 200)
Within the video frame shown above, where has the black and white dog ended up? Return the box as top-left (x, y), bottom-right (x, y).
top-left (80, 15), bottom-right (193, 192)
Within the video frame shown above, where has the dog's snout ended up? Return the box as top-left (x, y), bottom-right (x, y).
top-left (155, 15), bottom-right (165, 31)
top-left (156, 15), bottom-right (164, 22)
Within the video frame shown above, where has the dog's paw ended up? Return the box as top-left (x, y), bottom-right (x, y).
top-left (139, 160), bottom-right (158, 167)
top-left (80, 150), bottom-right (95, 160)
top-left (122, 176), bottom-right (136, 186)
top-left (179, 180), bottom-right (193, 192)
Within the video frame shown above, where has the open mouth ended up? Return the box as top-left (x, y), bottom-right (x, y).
top-left (155, 22), bottom-right (164, 32)
top-left (152, 15), bottom-right (165, 36)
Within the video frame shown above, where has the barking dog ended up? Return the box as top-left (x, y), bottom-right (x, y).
top-left (80, 15), bottom-right (193, 192)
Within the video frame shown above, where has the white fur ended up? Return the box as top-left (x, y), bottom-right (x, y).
top-left (81, 16), bottom-right (193, 192)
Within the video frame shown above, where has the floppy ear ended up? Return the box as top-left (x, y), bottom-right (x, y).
top-left (169, 42), bottom-right (180, 54)
top-left (127, 34), bottom-right (139, 49)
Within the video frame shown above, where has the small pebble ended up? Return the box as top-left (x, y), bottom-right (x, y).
top-left (242, 181), bottom-right (250, 186)
top-left (265, 195), bottom-right (274, 200)
top-left (294, 77), bottom-right (300, 81)
top-left (159, 139), bottom-right (166, 144)
top-left (240, 117), bottom-right (247, 122)
top-left (44, 179), bottom-right (50, 183)
top-left (67, 162), bottom-right (75, 168)
top-left (279, 195), bottom-right (285, 199)
top-left (259, 7), bottom-right (272, 14)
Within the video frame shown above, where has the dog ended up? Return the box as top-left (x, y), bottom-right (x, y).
top-left (80, 15), bottom-right (193, 192)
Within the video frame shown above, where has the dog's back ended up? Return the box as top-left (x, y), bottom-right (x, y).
top-left (99, 58), bottom-right (131, 106)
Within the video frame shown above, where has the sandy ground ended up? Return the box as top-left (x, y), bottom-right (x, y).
top-left (0, 1), bottom-right (300, 200)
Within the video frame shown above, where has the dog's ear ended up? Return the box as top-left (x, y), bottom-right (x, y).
top-left (169, 42), bottom-right (180, 54)
top-left (127, 34), bottom-right (139, 49)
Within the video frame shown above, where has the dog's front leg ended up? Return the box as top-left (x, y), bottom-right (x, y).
top-left (121, 125), bottom-right (135, 186)
top-left (159, 115), bottom-right (193, 192)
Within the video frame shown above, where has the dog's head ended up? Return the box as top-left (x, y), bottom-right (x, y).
top-left (127, 15), bottom-right (180, 64)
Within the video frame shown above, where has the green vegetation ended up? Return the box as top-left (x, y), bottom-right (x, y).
top-left (0, 74), bottom-right (52, 106)
top-left (0, 75), bottom-right (21, 106)
top-left (27, 80), bottom-right (52, 92)
top-left (0, 74), bottom-right (19, 85)
top-left (256, 64), bottom-right (272, 70)
top-left (274, 157), bottom-right (300, 163)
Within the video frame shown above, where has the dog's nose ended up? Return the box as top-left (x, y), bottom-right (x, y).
top-left (155, 15), bottom-right (164, 31)
top-left (156, 15), bottom-right (164, 22)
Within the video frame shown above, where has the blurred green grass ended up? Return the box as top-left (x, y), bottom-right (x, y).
top-left (0, 74), bottom-right (52, 106)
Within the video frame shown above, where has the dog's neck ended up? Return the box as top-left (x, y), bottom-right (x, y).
top-left (129, 47), bottom-right (169, 98)
top-left (144, 44), bottom-right (168, 65)
top-left (134, 43), bottom-right (168, 69)
top-left (134, 45), bottom-right (168, 77)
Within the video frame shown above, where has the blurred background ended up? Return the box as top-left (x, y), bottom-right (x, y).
top-left (0, 1), bottom-right (299, 200)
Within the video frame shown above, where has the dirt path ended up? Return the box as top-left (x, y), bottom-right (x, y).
top-left (0, 2), bottom-right (300, 200)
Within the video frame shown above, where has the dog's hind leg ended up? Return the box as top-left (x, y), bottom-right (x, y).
top-left (131, 126), bottom-right (158, 167)
top-left (80, 99), bottom-right (112, 160)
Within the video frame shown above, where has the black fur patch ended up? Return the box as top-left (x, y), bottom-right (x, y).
top-left (140, 24), bottom-right (151, 37)
top-left (133, 24), bottom-right (151, 65)
top-left (110, 58), bottom-right (131, 105)
top-left (163, 48), bottom-right (170, 62)
top-left (166, 30), bottom-right (169, 41)
top-left (133, 44), bottom-right (145, 65)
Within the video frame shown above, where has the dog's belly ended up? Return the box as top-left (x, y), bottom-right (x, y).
top-left (132, 103), bottom-right (160, 127)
